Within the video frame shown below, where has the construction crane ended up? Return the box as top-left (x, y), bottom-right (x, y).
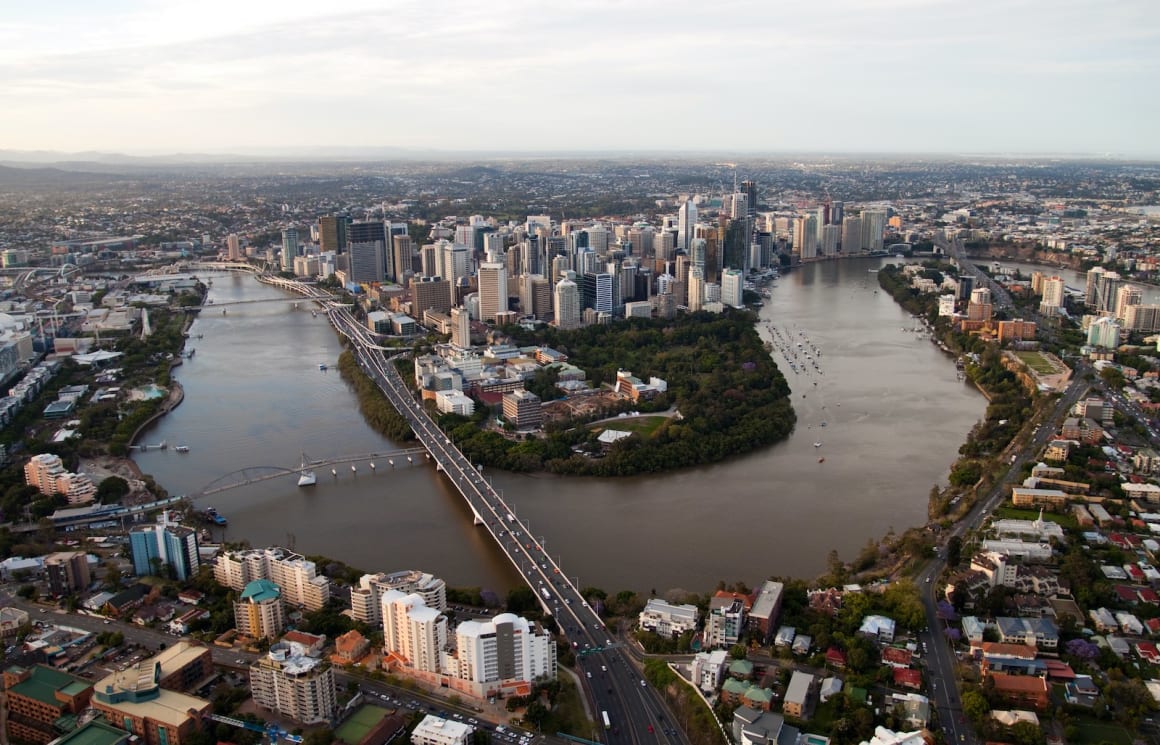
top-left (204, 713), bottom-right (305, 744)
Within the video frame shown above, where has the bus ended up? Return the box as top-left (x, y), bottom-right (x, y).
top-left (601, 711), bottom-right (610, 730)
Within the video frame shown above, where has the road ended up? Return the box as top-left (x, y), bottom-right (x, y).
top-left (914, 370), bottom-right (1090, 745)
top-left (1, 595), bottom-right (558, 745)
top-left (318, 298), bottom-right (686, 745)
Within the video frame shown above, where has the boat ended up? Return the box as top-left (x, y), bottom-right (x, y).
top-left (205, 508), bottom-right (227, 526)
top-left (351, 464), bottom-right (357, 473)
top-left (814, 441), bottom-right (822, 448)
top-left (818, 457), bottom-right (825, 463)
top-left (319, 364), bottom-right (328, 371)
top-left (297, 469), bottom-right (316, 487)
top-left (158, 440), bottom-right (168, 450)
top-left (331, 468), bottom-right (337, 476)
top-left (175, 445), bottom-right (190, 453)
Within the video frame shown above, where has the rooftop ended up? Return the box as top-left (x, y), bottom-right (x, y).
top-left (7, 665), bottom-right (90, 707)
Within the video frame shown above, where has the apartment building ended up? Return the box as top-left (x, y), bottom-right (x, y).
top-left (1, 665), bottom-right (93, 745)
top-left (214, 547), bottom-right (330, 610)
top-left (351, 570), bottom-right (447, 626)
top-left (90, 665), bottom-right (210, 745)
top-left (250, 643), bottom-right (337, 725)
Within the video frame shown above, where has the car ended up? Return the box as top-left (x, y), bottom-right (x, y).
top-left (641, 679), bottom-right (647, 686)
top-left (648, 725), bottom-right (654, 733)
top-left (586, 671), bottom-right (592, 678)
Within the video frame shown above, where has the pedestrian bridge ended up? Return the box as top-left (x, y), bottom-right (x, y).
top-left (194, 447), bottom-right (429, 496)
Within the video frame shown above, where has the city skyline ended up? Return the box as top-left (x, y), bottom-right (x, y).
top-left (3, 0), bottom-right (1159, 158)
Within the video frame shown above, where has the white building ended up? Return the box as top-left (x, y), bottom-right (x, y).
top-left (722, 269), bottom-right (744, 308)
top-left (690, 649), bottom-right (729, 692)
top-left (436, 390), bottom-right (475, 416)
top-left (477, 262), bottom-right (508, 323)
top-left (250, 642), bottom-right (336, 725)
top-left (1088, 317), bottom-right (1121, 349)
top-left (382, 590), bottom-right (448, 674)
top-left (351, 570), bottom-right (447, 626)
top-left (554, 276), bottom-right (580, 330)
top-left (938, 295), bottom-right (957, 317)
top-left (214, 547), bottom-right (330, 611)
top-left (453, 613), bottom-right (556, 687)
top-left (638, 599), bottom-right (699, 638)
top-left (859, 726), bottom-right (927, 745)
top-left (411, 716), bottom-right (473, 745)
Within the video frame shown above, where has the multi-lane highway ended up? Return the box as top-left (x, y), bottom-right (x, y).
top-left (318, 299), bottom-right (686, 745)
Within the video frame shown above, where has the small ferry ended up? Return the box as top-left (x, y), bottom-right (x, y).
top-left (175, 445), bottom-right (190, 453)
top-left (319, 363), bottom-right (328, 371)
top-left (206, 508), bottom-right (227, 526)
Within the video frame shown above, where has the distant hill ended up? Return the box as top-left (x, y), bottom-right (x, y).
top-left (0, 163), bottom-right (130, 189)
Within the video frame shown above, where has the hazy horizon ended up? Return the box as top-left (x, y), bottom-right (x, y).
top-left (3, 0), bottom-right (1158, 157)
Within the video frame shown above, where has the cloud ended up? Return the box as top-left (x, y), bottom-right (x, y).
top-left (1, 0), bottom-right (1158, 154)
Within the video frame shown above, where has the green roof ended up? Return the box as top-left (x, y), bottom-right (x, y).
top-left (845, 684), bottom-right (868, 704)
top-left (723, 678), bottom-right (749, 695)
top-left (729, 659), bottom-right (755, 676)
top-left (50, 720), bottom-right (130, 745)
top-left (9, 665), bottom-right (90, 708)
top-left (241, 579), bottom-right (281, 602)
top-left (743, 687), bottom-right (773, 704)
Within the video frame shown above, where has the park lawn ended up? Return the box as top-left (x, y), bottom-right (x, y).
top-left (1071, 719), bottom-right (1133, 745)
top-left (994, 506), bottom-right (1078, 530)
top-left (592, 415), bottom-right (669, 437)
top-left (1014, 350), bottom-right (1057, 375)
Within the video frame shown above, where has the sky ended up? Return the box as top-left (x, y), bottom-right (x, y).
top-left (1, 0), bottom-right (1158, 157)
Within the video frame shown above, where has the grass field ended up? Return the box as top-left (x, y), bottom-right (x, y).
top-left (335, 705), bottom-right (389, 744)
top-left (1014, 350), bottom-right (1058, 375)
top-left (994, 506), bottom-right (1078, 529)
top-left (1071, 720), bottom-right (1133, 745)
top-left (591, 415), bottom-right (668, 437)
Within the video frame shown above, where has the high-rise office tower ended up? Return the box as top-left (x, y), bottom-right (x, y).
top-left (554, 275), bottom-right (580, 330)
top-left (586, 225), bottom-right (609, 254)
top-left (280, 228), bottom-right (299, 272)
top-left (318, 215), bottom-right (349, 254)
top-left (477, 262), bottom-right (508, 322)
top-left (413, 276), bottom-right (453, 317)
top-left (439, 241), bottom-right (471, 287)
top-left (688, 266), bottom-right (705, 312)
top-left (227, 233), bottom-right (241, 261)
top-left (722, 269), bottom-right (744, 308)
top-left (677, 199), bottom-right (697, 254)
top-left (348, 221), bottom-right (387, 284)
top-left (392, 235), bottom-right (413, 284)
top-left (1096, 271), bottom-right (1123, 314)
top-left (841, 216), bottom-right (862, 254)
top-left (420, 243), bottom-right (439, 277)
top-left (690, 238), bottom-right (707, 269)
top-left (483, 232), bottom-right (504, 262)
top-left (451, 307), bottom-right (472, 348)
top-left (741, 180), bottom-right (758, 218)
top-left (579, 273), bottom-right (614, 314)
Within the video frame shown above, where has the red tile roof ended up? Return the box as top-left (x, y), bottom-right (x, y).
top-left (893, 668), bottom-right (922, 689)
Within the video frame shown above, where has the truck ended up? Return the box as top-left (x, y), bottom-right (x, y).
top-left (540, 587), bottom-right (551, 601)
top-left (506, 513), bottom-right (515, 523)
top-left (601, 711), bottom-right (610, 730)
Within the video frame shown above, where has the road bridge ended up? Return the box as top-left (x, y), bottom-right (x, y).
top-left (193, 447), bottom-right (429, 495)
top-left (322, 304), bottom-right (685, 745)
top-left (216, 272), bottom-right (688, 745)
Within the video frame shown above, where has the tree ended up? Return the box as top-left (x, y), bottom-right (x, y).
top-left (962, 689), bottom-right (990, 723)
top-left (729, 644), bottom-right (747, 660)
top-left (946, 535), bottom-right (963, 568)
top-left (17, 584), bottom-right (37, 600)
top-left (96, 476), bottom-right (130, 503)
top-left (302, 728), bottom-right (334, 745)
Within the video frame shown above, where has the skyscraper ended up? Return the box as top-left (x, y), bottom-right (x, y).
top-left (477, 262), bottom-right (508, 322)
top-left (318, 215), bottom-right (349, 254)
top-left (280, 228), bottom-right (298, 272)
top-left (722, 269), bottom-right (744, 308)
top-left (741, 180), bottom-right (758, 218)
top-left (348, 221), bottom-right (387, 284)
top-left (1115, 284), bottom-right (1142, 322)
top-left (451, 307), bottom-right (472, 348)
top-left (553, 275), bottom-right (580, 330)
top-left (860, 209), bottom-right (887, 253)
top-left (841, 216), bottom-right (862, 254)
top-left (677, 199), bottom-right (697, 254)
top-left (794, 215), bottom-right (818, 260)
top-left (227, 233), bottom-right (241, 261)
top-left (413, 276), bottom-right (453, 317)
top-left (392, 234), bottom-right (413, 284)
top-left (1039, 276), bottom-right (1066, 316)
